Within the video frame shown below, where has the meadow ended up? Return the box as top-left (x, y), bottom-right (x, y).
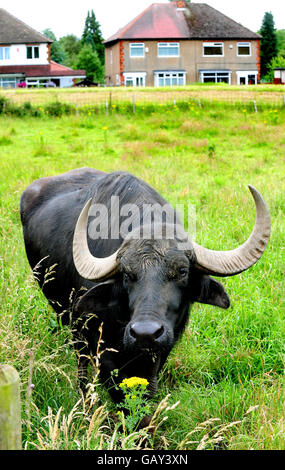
top-left (0, 87), bottom-right (284, 450)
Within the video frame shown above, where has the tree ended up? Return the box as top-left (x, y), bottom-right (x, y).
top-left (259, 12), bottom-right (278, 78)
top-left (42, 28), bottom-right (67, 64)
top-left (59, 34), bottom-right (81, 68)
top-left (265, 56), bottom-right (285, 82)
top-left (76, 44), bottom-right (104, 83)
top-left (82, 10), bottom-right (104, 65)
top-left (276, 30), bottom-right (285, 58)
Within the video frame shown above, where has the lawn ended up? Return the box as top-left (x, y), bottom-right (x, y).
top-left (0, 92), bottom-right (284, 450)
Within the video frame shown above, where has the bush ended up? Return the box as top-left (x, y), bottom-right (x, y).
top-left (0, 95), bottom-right (9, 114)
top-left (44, 101), bottom-right (74, 117)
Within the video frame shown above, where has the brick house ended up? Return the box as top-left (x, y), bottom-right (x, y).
top-left (104, 1), bottom-right (261, 87)
top-left (0, 8), bottom-right (85, 88)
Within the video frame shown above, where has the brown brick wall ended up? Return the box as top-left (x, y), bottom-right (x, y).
top-left (105, 39), bottom-right (260, 86)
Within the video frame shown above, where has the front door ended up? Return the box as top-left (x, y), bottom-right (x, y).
top-left (124, 73), bottom-right (146, 87)
top-left (237, 72), bottom-right (257, 85)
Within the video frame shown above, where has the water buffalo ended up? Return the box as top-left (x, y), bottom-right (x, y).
top-left (20, 168), bottom-right (270, 402)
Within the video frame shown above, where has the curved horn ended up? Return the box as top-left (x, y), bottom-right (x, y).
top-left (193, 186), bottom-right (271, 277)
top-left (73, 199), bottom-right (119, 280)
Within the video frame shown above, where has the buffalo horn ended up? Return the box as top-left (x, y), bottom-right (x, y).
top-left (73, 199), bottom-right (119, 280)
top-left (192, 186), bottom-right (271, 277)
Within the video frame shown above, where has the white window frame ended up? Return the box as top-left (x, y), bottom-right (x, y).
top-left (237, 42), bottom-right (251, 57)
top-left (203, 42), bottom-right (224, 57)
top-left (200, 70), bottom-right (231, 84)
top-left (129, 43), bottom-right (145, 58)
top-left (26, 45), bottom-right (40, 59)
top-left (154, 71), bottom-right (186, 87)
top-left (236, 71), bottom-right (258, 85)
top-left (0, 77), bottom-right (16, 88)
top-left (0, 47), bottom-right (10, 60)
top-left (158, 42), bottom-right (180, 58)
top-left (123, 72), bottom-right (146, 87)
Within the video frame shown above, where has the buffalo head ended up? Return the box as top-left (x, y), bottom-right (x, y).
top-left (73, 186), bottom-right (270, 365)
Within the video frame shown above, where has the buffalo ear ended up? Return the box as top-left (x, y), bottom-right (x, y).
top-left (193, 274), bottom-right (230, 309)
top-left (75, 279), bottom-right (119, 315)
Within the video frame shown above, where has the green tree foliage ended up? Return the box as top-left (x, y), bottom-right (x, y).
top-left (81, 10), bottom-right (104, 65)
top-left (42, 29), bottom-right (67, 64)
top-left (259, 12), bottom-right (278, 78)
top-left (76, 44), bottom-right (104, 83)
top-left (276, 30), bottom-right (285, 58)
top-left (59, 35), bottom-right (81, 68)
top-left (265, 56), bottom-right (285, 82)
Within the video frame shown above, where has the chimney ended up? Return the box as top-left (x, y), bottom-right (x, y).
top-left (176, 1), bottom-right (187, 9)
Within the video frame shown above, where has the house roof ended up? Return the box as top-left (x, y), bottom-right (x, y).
top-left (185, 3), bottom-right (261, 39)
top-left (0, 8), bottom-right (52, 44)
top-left (104, 2), bottom-right (260, 44)
top-left (0, 61), bottom-right (85, 78)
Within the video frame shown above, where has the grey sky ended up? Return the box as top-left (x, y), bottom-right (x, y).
top-left (1, 0), bottom-right (284, 41)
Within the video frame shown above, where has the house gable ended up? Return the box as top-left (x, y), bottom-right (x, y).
top-left (0, 8), bottom-right (52, 44)
top-left (104, 2), bottom-right (260, 44)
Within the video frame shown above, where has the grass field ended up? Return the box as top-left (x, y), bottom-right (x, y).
top-left (0, 88), bottom-right (284, 450)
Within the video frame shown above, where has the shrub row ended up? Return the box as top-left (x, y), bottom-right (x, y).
top-left (0, 96), bottom-right (75, 117)
top-left (0, 94), bottom-right (283, 118)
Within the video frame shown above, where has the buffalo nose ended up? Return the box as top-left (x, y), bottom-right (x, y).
top-left (130, 321), bottom-right (164, 345)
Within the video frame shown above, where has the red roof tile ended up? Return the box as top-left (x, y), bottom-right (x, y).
top-left (0, 61), bottom-right (85, 77)
top-left (105, 3), bottom-right (189, 43)
top-left (104, 2), bottom-right (260, 43)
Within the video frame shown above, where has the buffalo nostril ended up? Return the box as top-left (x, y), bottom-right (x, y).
top-left (154, 325), bottom-right (164, 339)
top-left (130, 321), bottom-right (164, 343)
top-left (130, 326), bottom-right (138, 339)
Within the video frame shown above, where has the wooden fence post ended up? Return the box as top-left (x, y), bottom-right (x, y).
top-left (0, 365), bottom-right (21, 450)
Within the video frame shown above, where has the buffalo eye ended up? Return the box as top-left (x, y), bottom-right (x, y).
top-left (168, 266), bottom-right (188, 281)
top-left (178, 267), bottom-right (188, 278)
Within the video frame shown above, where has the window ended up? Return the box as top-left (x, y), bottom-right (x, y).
top-left (237, 42), bottom-right (251, 56)
top-left (200, 71), bottom-right (231, 84)
top-left (27, 46), bottom-right (39, 59)
top-left (0, 47), bottom-right (10, 60)
top-left (0, 77), bottom-right (16, 88)
top-left (236, 71), bottom-right (257, 85)
top-left (154, 71), bottom-right (186, 87)
top-left (203, 42), bottom-right (224, 57)
top-left (123, 72), bottom-right (146, 87)
top-left (158, 43), bottom-right (180, 57)
top-left (130, 43), bottom-right (145, 58)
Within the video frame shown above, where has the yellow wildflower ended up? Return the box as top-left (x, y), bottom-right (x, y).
top-left (119, 377), bottom-right (149, 389)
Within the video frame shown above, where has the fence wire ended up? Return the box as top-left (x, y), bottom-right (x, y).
top-left (2, 87), bottom-right (285, 108)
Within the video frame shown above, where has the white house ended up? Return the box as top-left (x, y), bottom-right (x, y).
top-left (274, 68), bottom-right (285, 85)
top-left (0, 8), bottom-right (85, 88)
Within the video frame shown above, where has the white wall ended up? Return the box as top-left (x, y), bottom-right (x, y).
top-left (60, 76), bottom-right (75, 87)
top-left (0, 43), bottom-right (49, 65)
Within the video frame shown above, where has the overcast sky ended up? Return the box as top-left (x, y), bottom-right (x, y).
top-left (1, 0), bottom-right (284, 40)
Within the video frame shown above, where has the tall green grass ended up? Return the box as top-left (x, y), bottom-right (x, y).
top-left (0, 98), bottom-right (284, 449)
